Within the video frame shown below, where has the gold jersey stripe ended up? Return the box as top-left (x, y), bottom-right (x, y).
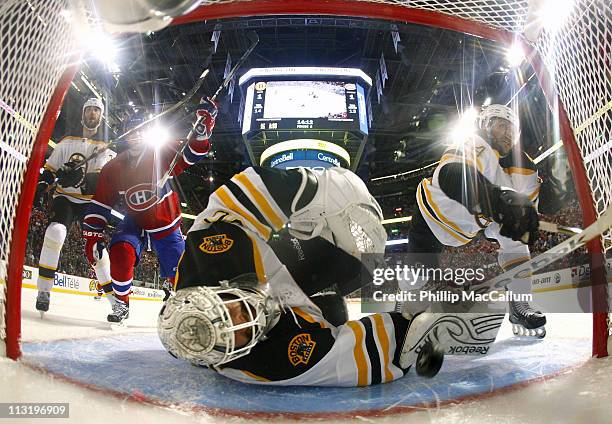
top-left (215, 187), bottom-right (271, 240)
top-left (500, 255), bottom-right (531, 271)
top-left (234, 172), bottom-right (284, 231)
top-left (292, 307), bottom-right (325, 328)
top-left (241, 370), bottom-right (270, 382)
top-left (417, 186), bottom-right (469, 244)
top-left (173, 251), bottom-right (185, 291)
top-left (372, 314), bottom-right (393, 383)
top-left (347, 321), bottom-right (368, 386)
top-left (422, 179), bottom-right (476, 239)
top-left (528, 186), bottom-right (540, 201)
top-left (55, 188), bottom-right (94, 200)
top-left (439, 153), bottom-right (483, 174)
top-left (504, 167), bottom-right (536, 175)
top-left (38, 263), bottom-right (57, 271)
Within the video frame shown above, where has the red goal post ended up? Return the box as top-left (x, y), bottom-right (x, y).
top-left (0, 0), bottom-right (610, 359)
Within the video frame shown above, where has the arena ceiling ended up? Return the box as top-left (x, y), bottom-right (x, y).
top-left (53, 15), bottom-right (556, 220)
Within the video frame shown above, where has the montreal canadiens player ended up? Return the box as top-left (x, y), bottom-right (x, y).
top-left (402, 104), bottom-right (545, 337)
top-left (157, 166), bottom-right (501, 385)
top-left (34, 97), bottom-right (115, 316)
top-left (82, 98), bottom-right (217, 323)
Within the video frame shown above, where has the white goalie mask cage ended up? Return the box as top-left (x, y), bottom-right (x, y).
top-left (157, 282), bottom-right (278, 367)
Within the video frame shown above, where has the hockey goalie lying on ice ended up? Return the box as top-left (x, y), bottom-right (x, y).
top-left (157, 166), bottom-right (516, 386)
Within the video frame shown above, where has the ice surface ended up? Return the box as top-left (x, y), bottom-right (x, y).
top-left (1, 287), bottom-right (611, 423)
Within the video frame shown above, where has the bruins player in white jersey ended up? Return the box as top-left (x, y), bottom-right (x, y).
top-left (33, 98), bottom-right (115, 316)
top-left (402, 104), bottom-right (545, 337)
top-left (157, 166), bottom-right (502, 386)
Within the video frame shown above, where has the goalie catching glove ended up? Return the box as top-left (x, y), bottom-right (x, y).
top-left (288, 167), bottom-right (388, 260)
top-left (83, 229), bottom-right (106, 265)
top-left (487, 187), bottom-right (539, 245)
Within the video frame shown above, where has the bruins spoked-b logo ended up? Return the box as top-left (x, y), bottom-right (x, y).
top-left (199, 234), bottom-right (234, 254)
top-left (288, 333), bottom-right (316, 366)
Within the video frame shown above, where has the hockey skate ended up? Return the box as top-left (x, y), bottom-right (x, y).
top-left (508, 300), bottom-right (546, 338)
top-left (35, 291), bottom-right (50, 318)
top-left (107, 299), bottom-right (129, 324)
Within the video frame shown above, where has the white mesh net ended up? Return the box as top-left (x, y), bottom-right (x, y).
top-left (0, 0), bottom-right (80, 353)
top-left (0, 0), bottom-right (610, 354)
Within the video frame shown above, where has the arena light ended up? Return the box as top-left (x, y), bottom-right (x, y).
top-left (143, 124), bottom-right (171, 149)
top-left (381, 216), bottom-right (412, 225)
top-left (79, 25), bottom-right (120, 72)
top-left (524, 0), bottom-right (575, 41)
top-left (386, 238), bottom-right (409, 246)
top-left (505, 43), bottom-right (525, 68)
top-left (449, 108), bottom-right (478, 144)
top-left (538, 0), bottom-right (574, 31)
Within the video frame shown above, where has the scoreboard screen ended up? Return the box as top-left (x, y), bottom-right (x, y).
top-left (240, 67), bottom-right (370, 135)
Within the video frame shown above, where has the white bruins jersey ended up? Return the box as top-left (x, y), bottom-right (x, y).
top-left (177, 166), bottom-right (409, 386)
top-left (417, 135), bottom-right (540, 269)
top-left (44, 136), bottom-right (115, 203)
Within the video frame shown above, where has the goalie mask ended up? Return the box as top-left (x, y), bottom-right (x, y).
top-left (82, 97), bottom-right (104, 131)
top-left (479, 104), bottom-right (519, 157)
top-left (158, 280), bottom-right (279, 367)
top-left (289, 167), bottom-right (387, 270)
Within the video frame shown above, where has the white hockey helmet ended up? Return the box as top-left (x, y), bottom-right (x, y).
top-left (82, 97), bottom-right (104, 131)
top-left (289, 167), bottom-right (388, 262)
top-left (478, 104), bottom-right (518, 130)
top-left (158, 281), bottom-right (278, 367)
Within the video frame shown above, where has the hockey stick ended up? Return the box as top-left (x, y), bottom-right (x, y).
top-left (58, 68), bottom-right (211, 174)
top-left (520, 220), bottom-right (583, 243)
top-left (157, 31), bottom-right (260, 189)
top-left (538, 220), bottom-right (582, 236)
top-left (116, 68), bottom-right (210, 141)
top-left (473, 206), bottom-right (612, 293)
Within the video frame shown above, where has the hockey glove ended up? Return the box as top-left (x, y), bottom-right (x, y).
top-left (489, 187), bottom-right (539, 245)
top-left (193, 97), bottom-right (218, 141)
top-left (56, 161), bottom-right (85, 188)
top-left (83, 229), bottom-right (106, 265)
top-left (33, 182), bottom-right (49, 209)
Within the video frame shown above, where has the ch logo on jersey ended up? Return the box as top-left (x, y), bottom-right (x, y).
top-left (288, 333), bottom-right (316, 366)
top-left (125, 183), bottom-right (160, 211)
top-left (199, 234), bottom-right (234, 254)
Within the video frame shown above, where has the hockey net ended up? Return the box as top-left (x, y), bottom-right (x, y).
top-left (0, 0), bottom-right (610, 358)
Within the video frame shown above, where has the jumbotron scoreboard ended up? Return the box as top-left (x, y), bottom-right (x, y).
top-left (239, 67), bottom-right (372, 170)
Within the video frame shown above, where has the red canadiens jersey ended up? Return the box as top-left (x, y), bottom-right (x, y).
top-left (84, 137), bottom-right (210, 237)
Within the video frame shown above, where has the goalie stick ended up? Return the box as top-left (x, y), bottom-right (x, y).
top-left (473, 206), bottom-right (612, 293)
top-left (157, 31), bottom-right (260, 189)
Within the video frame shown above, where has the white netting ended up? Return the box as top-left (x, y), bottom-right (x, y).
top-left (0, 0), bottom-right (80, 352)
top-left (0, 0), bottom-right (610, 354)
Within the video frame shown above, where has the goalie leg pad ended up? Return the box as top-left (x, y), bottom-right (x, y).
top-left (400, 313), bottom-right (504, 368)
